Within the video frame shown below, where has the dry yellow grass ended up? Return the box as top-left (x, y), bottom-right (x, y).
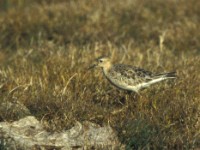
top-left (0, 0), bottom-right (200, 149)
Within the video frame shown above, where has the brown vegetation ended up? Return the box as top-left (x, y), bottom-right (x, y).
top-left (0, 0), bottom-right (199, 149)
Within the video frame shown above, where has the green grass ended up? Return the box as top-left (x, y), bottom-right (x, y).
top-left (0, 0), bottom-right (200, 149)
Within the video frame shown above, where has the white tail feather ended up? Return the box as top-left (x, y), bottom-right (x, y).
top-left (132, 76), bottom-right (174, 92)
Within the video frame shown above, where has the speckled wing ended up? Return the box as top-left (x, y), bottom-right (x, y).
top-left (109, 64), bottom-right (153, 85)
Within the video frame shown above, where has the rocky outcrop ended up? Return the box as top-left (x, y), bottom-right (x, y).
top-left (0, 116), bottom-right (123, 150)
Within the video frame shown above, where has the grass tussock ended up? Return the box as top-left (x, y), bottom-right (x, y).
top-left (0, 0), bottom-right (200, 149)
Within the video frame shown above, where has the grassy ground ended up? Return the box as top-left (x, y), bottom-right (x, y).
top-left (0, 0), bottom-right (200, 149)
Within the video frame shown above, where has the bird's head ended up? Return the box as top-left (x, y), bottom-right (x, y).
top-left (88, 56), bottom-right (112, 70)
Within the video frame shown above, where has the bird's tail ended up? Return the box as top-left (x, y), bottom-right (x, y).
top-left (154, 71), bottom-right (177, 79)
top-left (137, 71), bottom-right (176, 89)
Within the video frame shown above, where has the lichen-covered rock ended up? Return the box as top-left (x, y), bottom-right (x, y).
top-left (0, 116), bottom-right (123, 150)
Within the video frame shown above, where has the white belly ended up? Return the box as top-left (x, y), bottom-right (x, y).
top-left (106, 75), bottom-right (139, 92)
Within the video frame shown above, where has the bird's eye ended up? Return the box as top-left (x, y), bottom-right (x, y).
top-left (99, 59), bottom-right (103, 63)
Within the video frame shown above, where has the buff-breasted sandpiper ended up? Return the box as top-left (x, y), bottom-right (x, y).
top-left (89, 56), bottom-right (176, 93)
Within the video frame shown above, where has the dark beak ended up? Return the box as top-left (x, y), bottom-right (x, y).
top-left (87, 64), bottom-right (97, 70)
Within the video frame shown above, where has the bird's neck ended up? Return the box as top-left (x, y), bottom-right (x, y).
top-left (102, 62), bottom-right (112, 75)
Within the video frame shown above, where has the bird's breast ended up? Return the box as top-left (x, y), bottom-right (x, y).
top-left (103, 69), bottom-right (134, 90)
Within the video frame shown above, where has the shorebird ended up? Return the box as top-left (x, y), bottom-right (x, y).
top-left (89, 56), bottom-right (176, 93)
